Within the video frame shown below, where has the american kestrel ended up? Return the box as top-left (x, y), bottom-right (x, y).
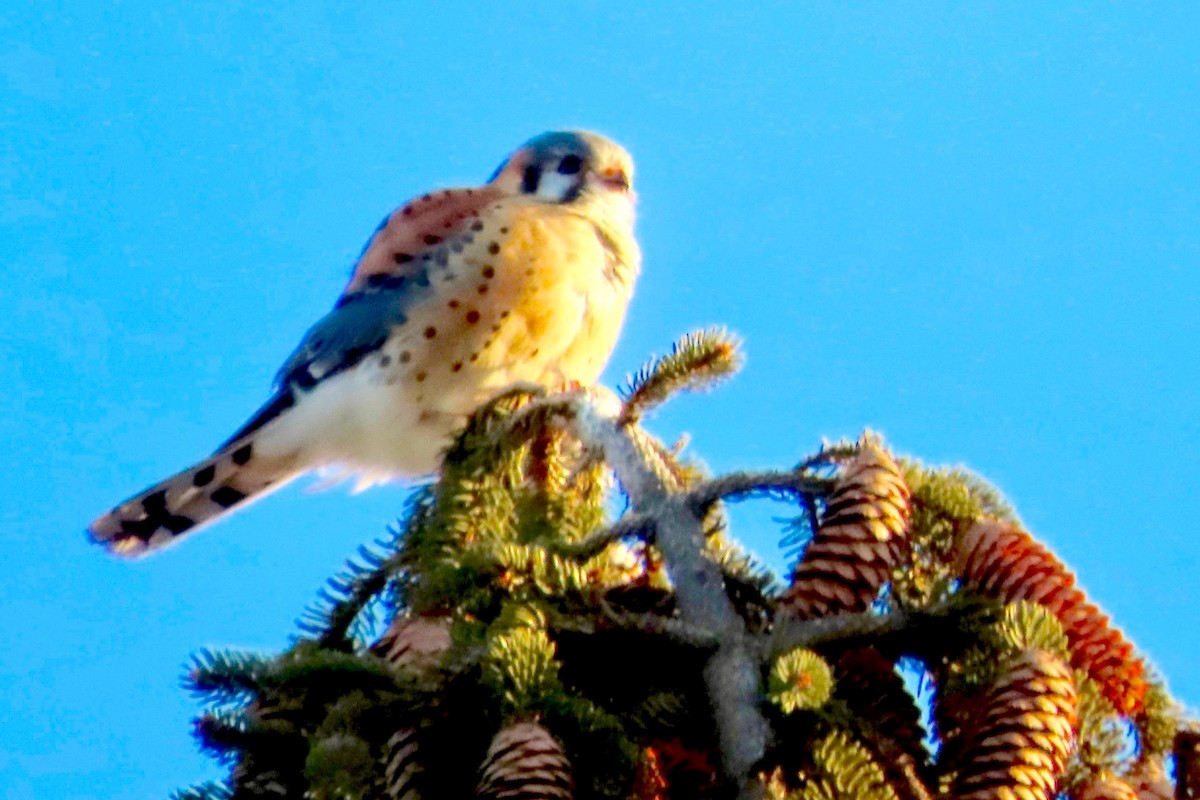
top-left (89, 130), bottom-right (639, 556)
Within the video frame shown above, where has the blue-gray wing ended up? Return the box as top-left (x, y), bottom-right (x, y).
top-left (219, 282), bottom-right (430, 448)
top-left (275, 282), bottom-right (432, 388)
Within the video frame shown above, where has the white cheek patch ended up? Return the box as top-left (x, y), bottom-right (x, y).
top-left (537, 171), bottom-right (578, 202)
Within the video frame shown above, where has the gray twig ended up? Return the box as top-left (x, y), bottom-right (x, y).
top-left (568, 388), bottom-right (771, 799)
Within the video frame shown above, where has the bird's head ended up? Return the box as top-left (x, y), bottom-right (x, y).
top-left (489, 130), bottom-right (635, 216)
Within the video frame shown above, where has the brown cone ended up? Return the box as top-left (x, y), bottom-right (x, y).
top-left (383, 727), bottom-right (422, 800)
top-left (954, 520), bottom-right (1148, 715)
top-left (372, 612), bottom-right (453, 675)
top-left (477, 720), bottom-right (573, 800)
top-left (833, 647), bottom-right (931, 795)
top-left (948, 649), bottom-right (1078, 800)
top-left (780, 436), bottom-right (911, 619)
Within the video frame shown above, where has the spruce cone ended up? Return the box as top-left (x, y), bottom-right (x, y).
top-left (780, 436), bottom-right (911, 619)
top-left (948, 649), bottom-right (1078, 800)
top-left (477, 720), bottom-right (573, 799)
top-left (833, 648), bottom-right (931, 793)
top-left (372, 612), bottom-right (453, 675)
top-left (954, 520), bottom-right (1147, 715)
top-left (383, 727), bottom-right (422, 800)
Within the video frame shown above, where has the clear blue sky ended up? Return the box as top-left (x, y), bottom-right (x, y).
top-left (3, 4), bottom-right (1197, 798)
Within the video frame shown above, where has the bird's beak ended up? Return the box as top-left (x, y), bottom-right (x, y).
top-left (594, 167), bottom-right (632, 193)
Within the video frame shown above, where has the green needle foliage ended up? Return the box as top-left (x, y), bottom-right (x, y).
top-left (620, 328), bottom-right (743, 423)
top-left (170, 333), bottom-right (1190, 800)
top-left (768, 649), bottom-right (834, 714)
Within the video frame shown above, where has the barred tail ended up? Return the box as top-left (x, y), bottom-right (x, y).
top-left (88, 436), bottom-right (299, 557)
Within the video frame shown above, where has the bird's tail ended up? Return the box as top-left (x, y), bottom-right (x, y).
top-left (88, 435), bottom-right (300, 557)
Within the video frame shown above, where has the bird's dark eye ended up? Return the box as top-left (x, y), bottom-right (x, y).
top-left (557, 155), bottom-right (583, 175)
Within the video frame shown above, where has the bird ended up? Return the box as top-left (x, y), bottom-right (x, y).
top-left (88, 130), bottom-right (640, 556)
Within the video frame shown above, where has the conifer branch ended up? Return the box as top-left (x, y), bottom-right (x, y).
top-left (766, 596), bottom-right (1001, 660)
top-left (598, 596), bottom-right (720, 648)
top-left (569, 387), bottom-right (770, 799)
top-left (169, 781), bottom-right (232, 800)
top-left (296, 543), bottom-right (397, 647)
top-left (619, 328), bottom-right (743, 424)
top-left (171, 336), bottom-right (1193, 800)
top-left (185, 649), bottom-right (274, 705)
top-left (686, 468), bottom-right (835, 511)
top-left (554, 512), bottom-right (656, 559)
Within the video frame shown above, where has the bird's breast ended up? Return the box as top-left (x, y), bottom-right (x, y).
top-left (273, 202), bottom-right (635, 480)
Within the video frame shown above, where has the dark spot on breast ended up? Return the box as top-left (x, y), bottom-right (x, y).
top-left (500, 227), bottom-right (509, 234)
top-left (471, 220), bottom-right (484, 232)
top-left (211, 485), bottom-right (247, 509)
top-left (231, 444), bottom-right (253, 466)
top-left (415, 371), bottom-right (427, 382)
top-left (423, 234), bottom-right (442, 246)
top-left (482, 266), bottom-right (495, 279)
top-left (193, 465), bottom-right (216, 487)
top-left (451, 242), bottom-right (464, 253)
top-left (448, 299), bottom-right (459, 309)
top-left (393, 252), bottom-right (414, 264)
top-left (421, 194), bottom-right (432, 202)
top-left (500, 311), bottom-right (510, 318)
top-left (402, 206), bottom-right (414, 217)
top-left (469, 352), bottom-right (479, 362)
top-left (488, 242), bottom-right (500, 255)
top-left (400, 350), bottom-right (412, 363)
top-left (452, 362), bottom-right (463, 372)
top-left (477, 285), bottom-right (488, 295)
top-left (380, 355), bottom-right (392, 367)
top-left (530, 348), bottom-right (539, 357)
top-left (465, 310), bottom-right (480, 324)
top-left (491, 324), bottom-right (501, 333)
top-left (424, 326), bottom-right (437, 339)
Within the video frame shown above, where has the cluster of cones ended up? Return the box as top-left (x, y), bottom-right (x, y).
top-left (367, 436), bottom-right (1155, 799)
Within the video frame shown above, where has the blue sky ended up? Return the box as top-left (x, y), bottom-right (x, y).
top-left (3, 3), bottom-right (1198, 798)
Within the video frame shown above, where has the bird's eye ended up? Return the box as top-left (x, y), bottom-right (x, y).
top-left (557, 155), bottom-right (583, 176)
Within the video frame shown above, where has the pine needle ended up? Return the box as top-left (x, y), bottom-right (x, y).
top-left (620, 328), bottom-right (743, 423)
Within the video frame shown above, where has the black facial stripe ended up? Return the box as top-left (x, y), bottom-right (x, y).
top-left (522, 164), bottom-right (541, 193)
